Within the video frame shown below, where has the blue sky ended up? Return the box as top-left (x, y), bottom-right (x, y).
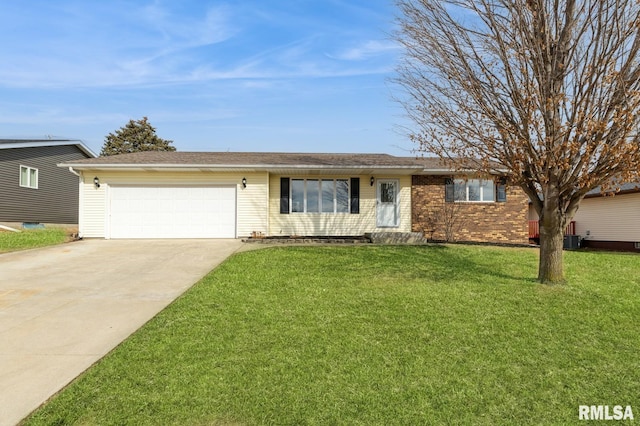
top-left (0, 0), bottom-right (411, 155)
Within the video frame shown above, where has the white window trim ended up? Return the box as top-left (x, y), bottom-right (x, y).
top-left (454, 179), bottom-right (495, 203)
top-left (19, 165), bottom-right (39, 189)
top-left (291, 178), bottom-right (350, 214)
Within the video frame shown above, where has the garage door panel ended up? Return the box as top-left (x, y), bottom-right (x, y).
top-left (109, 186), bottom-right (236, 239)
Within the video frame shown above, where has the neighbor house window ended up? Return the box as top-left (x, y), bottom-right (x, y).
top-left (19, 165), bottom-right (38, 189)
top-left (291, 178), bottom-right (350, 213)
top-left (445, 178), bottom-right (507, 203)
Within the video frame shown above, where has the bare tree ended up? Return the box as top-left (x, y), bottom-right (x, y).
top-left (425, 201), bottom-right (468, 242)
top-left (395, 0), bottom-right (640, 283)
top-left (422, 208), bottom-right (440, 241)
top-left (440, 201), bottom-right (467, 243)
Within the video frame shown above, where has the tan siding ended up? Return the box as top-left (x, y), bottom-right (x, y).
top-left (236, 172), bottom-right (269, 237)
top-left (574, 193), bottom-right (640, 242)
top-left (269, 174), bottom-right (411, 236)
top-left (78, 170), bottom-right (268, 238)
top-left (79, 173), bottom-right (106, 237)
top-left (398, 177), bottom-right (411, 231)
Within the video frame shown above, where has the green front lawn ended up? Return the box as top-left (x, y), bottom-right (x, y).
top-left (24, 245), bottom-right (640, 425)
top-left (0, 228), bottom-right (69, 253)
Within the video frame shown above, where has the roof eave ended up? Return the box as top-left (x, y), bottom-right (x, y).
top-left (2, 140), bottom-right (97, 158)
top-left (59, 162), bottom-right (513, 176)
top-left (417, 168), bottom-right (510, 175)
top-left (58, 162), bottom-right (426, 175)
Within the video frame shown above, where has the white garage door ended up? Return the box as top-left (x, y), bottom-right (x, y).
top-left (109, 185), bottom-right (236, 239)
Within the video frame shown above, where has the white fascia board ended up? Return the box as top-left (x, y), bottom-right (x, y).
top-left (418, 168), bottom-right (509, 175)
top-left (2, 140), bottom-right (97, 158)
top-left (57, 163), bottom-right (424, 174)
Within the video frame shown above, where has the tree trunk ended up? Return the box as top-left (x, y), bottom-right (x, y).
top-left (538, 208), bottom-right (566, 284)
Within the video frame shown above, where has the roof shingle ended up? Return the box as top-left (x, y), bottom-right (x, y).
top-left (62, 151), bottom-right (441, 168)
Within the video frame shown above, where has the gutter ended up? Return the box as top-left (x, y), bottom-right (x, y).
top-left (57, 163), bottom-right (424, 170)
top-left (418, 168), bottom-right (510, 175)
top-left (58, 163), bottom-right (510, 175)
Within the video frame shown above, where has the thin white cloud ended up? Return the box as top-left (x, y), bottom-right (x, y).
top-left (328, 40), bottom-right (400, 61)
top-left (0, 0), bottom-right (402, 88)
top-left (0, 2), bottom-right (239, 89)
top-left (138, 2), bottom-right (236, 54)
top-left (0, 2), bottom-right (407, 157)
top-left (0, 103), bottom-right (240, 128)
top-left (0, 1), bottom-right (398, 90)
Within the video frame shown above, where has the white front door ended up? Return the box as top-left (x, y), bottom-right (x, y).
top-left (376, 179), bottom-right (399, 227)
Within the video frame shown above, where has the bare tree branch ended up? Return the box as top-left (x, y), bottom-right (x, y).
top-left (394, 0), bottom-right (640, 283)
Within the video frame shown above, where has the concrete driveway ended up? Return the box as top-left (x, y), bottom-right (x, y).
top-left (0, 239), bottom-right (242, 426)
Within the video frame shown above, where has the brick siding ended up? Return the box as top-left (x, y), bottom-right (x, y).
top-left (411, 175), bottom-right (529, 244)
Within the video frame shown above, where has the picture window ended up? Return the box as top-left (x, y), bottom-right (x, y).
top-left (291, 178), bottom-right (350, 213)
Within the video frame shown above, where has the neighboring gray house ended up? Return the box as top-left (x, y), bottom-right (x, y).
top-left (0, 139), bottom-right (96, 224)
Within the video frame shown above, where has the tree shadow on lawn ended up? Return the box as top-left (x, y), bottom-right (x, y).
top-left (252, 244), bottom-right (540, 286)
top-left (374, 244), bottom-right (540, 285)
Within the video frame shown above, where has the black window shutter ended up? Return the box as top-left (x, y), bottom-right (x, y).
top-left (350, 177), bottom-right (360, 214)
top-left (445, 178), bottom-right (454, 203)
top-left (497, 182), bottom-right (507, 202)
top-left (280, 178), bottom-right (290, 214)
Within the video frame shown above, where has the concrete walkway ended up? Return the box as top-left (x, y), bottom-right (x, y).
top-left (0, 239), bottom-right (242, 426)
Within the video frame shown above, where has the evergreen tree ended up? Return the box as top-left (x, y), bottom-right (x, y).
top-left (100, 117), bottom-right (176, 156)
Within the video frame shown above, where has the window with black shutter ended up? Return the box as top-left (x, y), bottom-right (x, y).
top-left (280, 177), bottom-right (290, 214)
top-left (350, 177), bottom-right (359, 214)
top-left (282, 177), bottom-right (357, 213)
top-left (497, 181), bottom-right (507, 202)
top-left (445, 178), bottom-right (454, 202)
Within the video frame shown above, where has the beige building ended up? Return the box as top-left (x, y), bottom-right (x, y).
top-left (60, 151), bottom-right (529, 244)
top-left (528, 182), bottom-right (640, 252)
top-left (574, 184), bottom-right (640, 252)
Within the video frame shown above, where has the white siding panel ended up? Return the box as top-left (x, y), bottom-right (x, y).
top-left (77, 170), bottom-right (268, 238)
top-left (268, 175), bottom-right (411, 236)
top-left (79, 174), bottom-right (107, 238)
top-left (236, 172), bottom-right (269, 237)
top-left (398, 176), bottom-right (412, 231)
top-left (574, 193), bottom-right (640, 242)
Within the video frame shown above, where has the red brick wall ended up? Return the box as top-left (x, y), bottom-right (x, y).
top-left (411, 175), bottom-right (529, 244)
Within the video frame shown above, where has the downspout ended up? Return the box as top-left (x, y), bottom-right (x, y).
top-left (0, 224), bottom-right (20, 232)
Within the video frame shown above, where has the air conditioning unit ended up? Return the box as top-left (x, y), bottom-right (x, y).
top-left (563, 235), bottom-right (581, 250)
